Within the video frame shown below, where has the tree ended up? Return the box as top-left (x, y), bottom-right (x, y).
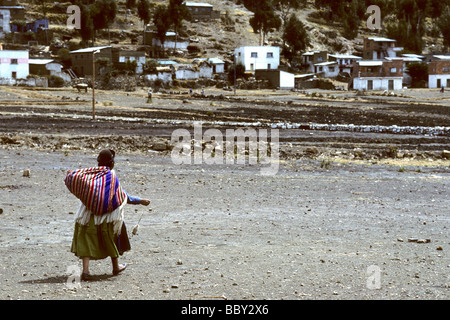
top-left (126, 0), bottom-right (136, 10)
top-left (342, 0), bottom-right (359, 40)
top-left (407, 62), bottom-right (428, 87)
top-left (57, 48), bottom-right (72, 69)
top-left (273, 0), bottom-right (306, 25)
top-left (137, 0), bottom-right (151, 44)
top-left (282, 14), bottom-right (310, 61)
top-left (438, 5), bottom-right (450, 50)
top-left (246, 0), bottom-right (281, 45)
top-left (89, 0), bottom-right (117, 45)
top-left (77, 3), bottom-right (94, 44)
top-left (153, 5), bottom-right (171, 52)
top-left (168, 0), bottom-right (190, 52)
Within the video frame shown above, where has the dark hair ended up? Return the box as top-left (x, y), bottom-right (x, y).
top-left (97, 149), bottom-right (115, 167)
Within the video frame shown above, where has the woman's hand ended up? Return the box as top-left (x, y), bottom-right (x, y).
top-left (140, 199), bottom-right (151, 206)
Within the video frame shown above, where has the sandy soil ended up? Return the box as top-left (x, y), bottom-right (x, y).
top-left (0, 86), bottom-right (449, 301)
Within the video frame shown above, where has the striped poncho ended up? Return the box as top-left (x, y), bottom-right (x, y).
top-left (64, 167), bottom-right (127, 216)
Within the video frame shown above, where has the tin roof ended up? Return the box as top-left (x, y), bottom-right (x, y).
top-left (70, 46), bottom-right (111, 54)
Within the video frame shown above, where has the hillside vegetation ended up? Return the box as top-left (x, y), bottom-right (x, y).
top-left (16, 0), bottom-right (449, 66)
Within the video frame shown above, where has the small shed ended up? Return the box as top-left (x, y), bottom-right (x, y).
top-left (208, 57), bottom-right (225, 74)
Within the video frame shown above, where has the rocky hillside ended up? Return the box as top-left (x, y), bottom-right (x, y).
top-left (19, 0), bottom-right (443, 63)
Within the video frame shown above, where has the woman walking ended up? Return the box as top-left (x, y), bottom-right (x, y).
top-left (65, 150), bottom-right (150, 281)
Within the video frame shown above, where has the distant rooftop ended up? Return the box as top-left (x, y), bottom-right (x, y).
top-left (70, 46), bottom-right (111, 54)
top-left (329, 54), bottom-right (362, 59)
top-left (433, 55), bottom-right (450, 60)
top-left (367, 37), bottom-right (396, 42)
top-left (29, 59), bottom-right (54, 65)
top-left (357, 60), bottom-right (383, 66)
top-left (185, 2), bottom-right (213, 7)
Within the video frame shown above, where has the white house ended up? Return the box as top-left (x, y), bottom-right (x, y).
top-left (208, 57), bottom-right (225, 74)
top-left (363, 37), bottom-right (403, 60)
top-left (328, 54), bottom-right (362, 74)
top-left (352, 59), bottom-right (404, 91)
top-left (174, 64), bottom-right (199, 80)
top-left (118, 50), bottom-right (146, 74)
top-left (428, 55), bottom-right (450, 89)
top-left (0, 50), bottom-right (28, 79)
top-left (29, 58), bottom-right (71, 82)
top-left (302, 51), bottom-right (328, 73)
top-left (314, 61), bottom-right (339, 77)
top-left (150, 31), bottom-right (189, 50)
top-left (235, 46), bottom-right (280, 72)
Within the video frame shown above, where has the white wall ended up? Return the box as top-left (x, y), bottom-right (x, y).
top-left (199, 65), bottom-right (213, 78)
top-left (144, 72), bottom-right (173, 85)
top-left (353, 77), bottom-right (402, 91)
top-left (213, 64), bottom-right (224, 74)
top-left (119, 55), bottom-right (146, 74)
top-left (0, 50), bottom-right (29, 79)
top-left (279, 70), bottom-right (294, 89)
top-left (175, 67), bottom-right (199, 80)
top-left (153, 39), bottom-right (189, 50)
top-left (0, 9), bottom-right (11, 35)
top-left (428, 74), bottom-right (450, 88)
top-left (235, 46), bottom-right (280, 72)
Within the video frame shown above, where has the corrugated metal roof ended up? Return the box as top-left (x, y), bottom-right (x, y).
top-left (70, 46), bottom-right (111, 54)
top-left (367, 37), bottom-right (396, 42)
top-left (185, 2), bottom-right (214, 7)
top-left (358, 60), bottom-right (383, 66)
top-left (29, 59), bottom-right (54, 65)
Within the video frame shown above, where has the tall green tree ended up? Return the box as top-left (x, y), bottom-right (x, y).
top-left (168, 0), bottom-right (190, 51)
top-left (438, 5), bottom-right (450, 50)
top-left (137, 0), bottom-right (151, 44)
top-left (342, 0), bottom-right (359, 40)
top-left (90, 0), bottom-right (117, 45)
top-left (153, 4), bottom-right (171, 52)
top-left (282, 13), bottom-right (310, 61)
top-left (77, 2), bottom-right (94, 44)
top-left (245, 0), bottom-right (281, 45)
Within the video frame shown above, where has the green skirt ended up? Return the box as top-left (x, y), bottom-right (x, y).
top-left (71, 215), bottom-right (131, 260)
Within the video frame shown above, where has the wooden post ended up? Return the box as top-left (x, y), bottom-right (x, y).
top-left (92, 50), bottom-right (96, 120)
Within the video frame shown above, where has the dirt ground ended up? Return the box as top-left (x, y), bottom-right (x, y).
top-left (0, 86), bottom-right (449, 301)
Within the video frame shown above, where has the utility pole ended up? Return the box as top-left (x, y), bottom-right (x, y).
top-left (234, 53), bottom-right (236, 95)
top-left (92, 50), bottom-right (100, 120)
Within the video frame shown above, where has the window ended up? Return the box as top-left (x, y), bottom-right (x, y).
top-left (11, 59), bottom-right (17, 64)
top-left (251, 52), bottom-right (258, 58)
top-left (267, 52), bottom-right (273, 58)
top-left (390, 67), bottom-right (397, 73)
top-left (267, 64), bottom-right (271, 69)
top-left (329, 67), bottom-right (335, 72)
top-left (443, 67), bottom-right (449, 72)
top-left (317, 57), bottom-right (323, 62)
